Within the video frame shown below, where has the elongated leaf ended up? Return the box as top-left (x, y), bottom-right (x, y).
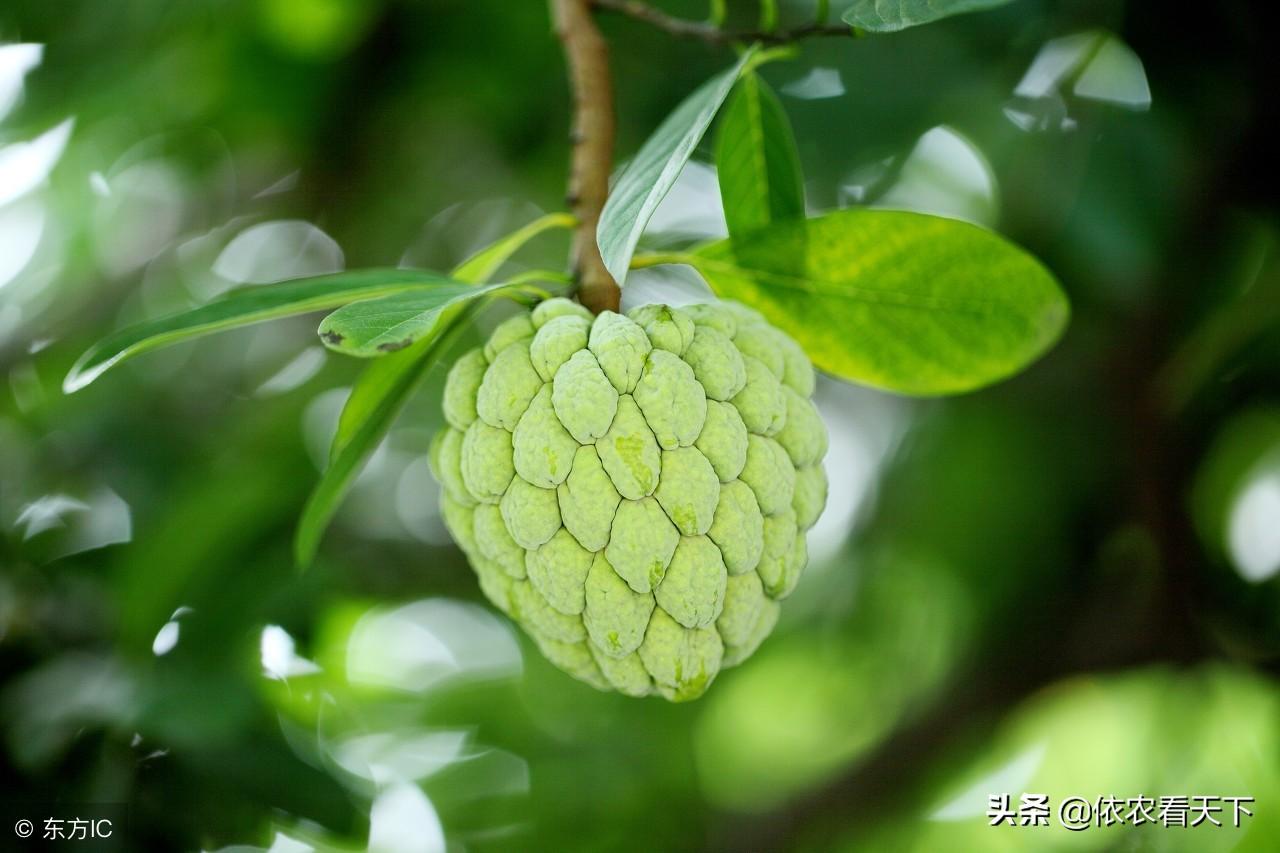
top-left (331, 342), bottom-right (430, 462)
top-left (318, 282), bottom-right (515, 357)
top-left (450, 211), bottom-right (575, 283)
top-left (597, 47), bottom-right (756, 285)
top-left (715, 72), bottom-right (805, 237)
top-left (843, 0), bottom-right (1014, 33)
top-left (295, 301), bottom-right (483, 565)
top-left (328, 275), bottom-right (566, 456)
top-left (63, 268), bottom-right (450, 392)
top-left (302, 225), bottom-right (573, 563)
top-left (680, 209), bottom-right (1068, 395)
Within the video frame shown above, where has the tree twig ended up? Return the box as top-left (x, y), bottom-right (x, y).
top-left (592, 0), bottom-right (854, 45)
top-left (552, 0), bottom-right (621, 314)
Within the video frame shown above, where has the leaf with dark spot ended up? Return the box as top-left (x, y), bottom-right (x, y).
top-left (317, 282), bottom-right (518, 358)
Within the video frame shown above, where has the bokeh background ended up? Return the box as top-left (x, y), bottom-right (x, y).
top-left (3, 0), bottom-right (1280, 850)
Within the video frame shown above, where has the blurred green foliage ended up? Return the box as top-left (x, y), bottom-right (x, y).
top-left (3, 1), bottom-right (1280, 851)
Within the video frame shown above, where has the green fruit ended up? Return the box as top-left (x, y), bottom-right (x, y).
top-left (432, 298), bottom-right (828, 701)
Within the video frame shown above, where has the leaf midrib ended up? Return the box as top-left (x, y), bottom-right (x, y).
top-left (690, 254), bottom-right (1049, 318)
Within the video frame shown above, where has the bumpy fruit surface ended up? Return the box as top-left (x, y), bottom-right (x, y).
top-left (430, 298), bottom-right (828, 700)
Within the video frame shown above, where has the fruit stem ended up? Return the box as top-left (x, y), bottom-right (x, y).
top-left (552, 0), bottom-right (621, 315)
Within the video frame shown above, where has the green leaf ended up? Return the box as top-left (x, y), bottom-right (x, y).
top-left (330, 341), bottom-right (428, 463)
top-left (673, 209), bottom-right (1069, 395)
top-left (301, 222), bottom-right (573, 564)
top-left (63, 268), bottom-right (452, 393)
top-left (450, 211), bottom-right (575, 283)
top-left (295, 301), bottom-right (483, 565)
top-left (317, 281), bottom-right (516, 357)
top-left (715, 71), bottom-right (805, 238)
top-left (842, 0), bottom-right (1015, 33)
top-left (597, 47), bottom-right (756, 285)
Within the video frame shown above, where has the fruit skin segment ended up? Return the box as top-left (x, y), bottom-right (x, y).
top-left (431, 298), bottom-right (829, 701)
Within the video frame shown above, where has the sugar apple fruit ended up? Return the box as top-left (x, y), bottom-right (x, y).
top-left (429, 297), bottom-right (828, 700)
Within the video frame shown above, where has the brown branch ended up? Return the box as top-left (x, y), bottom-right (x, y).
top-left (592, 0), bottom-right (854, 45)
top-left (553, 0), bottom-right (620, 314)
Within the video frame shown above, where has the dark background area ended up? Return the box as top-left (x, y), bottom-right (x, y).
top-left (3, 1), bottom-right (1280, 850)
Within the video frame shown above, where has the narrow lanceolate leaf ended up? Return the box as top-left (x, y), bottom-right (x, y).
top-left (842, 0), bottom-right (1015, 33)
top-left (330, 339), bottom-right (431, 462)
top-left (318, 281), bottom-right (516, 357)
top-left (301, 227), bottom-right (571, 564)
top-left (296, 303), bottom-right (483, 565)
top-left (597, 47), bottom-right (756, 285)
top-left (450, 211), bottom-right (576, 283)
top-left (715, 72), bottom-right (805, 237)
top-left (681, 209), bottom-right (1068, 395)
top-left (63, 268), bottom-right (451, 392)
